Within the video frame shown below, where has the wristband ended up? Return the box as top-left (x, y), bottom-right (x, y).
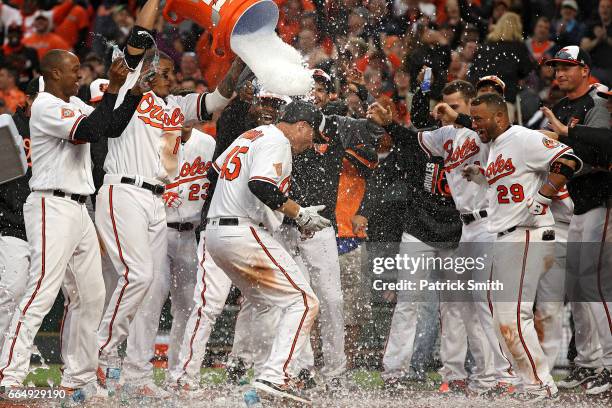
top-left (205, 89), bottom-right (231, 114)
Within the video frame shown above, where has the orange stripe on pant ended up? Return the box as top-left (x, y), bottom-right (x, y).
top-left (99, 185), bottom-right (131, 355)
top-left (0, 198), bottom-right (46, 380)
top-left (516, 230), bottom-right (545, 390)
top-left (250, 227), bottom-right (309, 384)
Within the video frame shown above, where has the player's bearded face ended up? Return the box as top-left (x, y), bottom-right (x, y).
top-left (470, 104), bottom-right (496, 143)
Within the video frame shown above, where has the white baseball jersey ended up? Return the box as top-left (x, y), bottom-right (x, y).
top-left (484, 125), bottom-right (580, 233)
top-left (104, 61), bottom-right (210, 182)
top-left (28, 92), bottom-right (95, 195)
top-left (208, 125), bottom-right (292, 232)
top-left (418, 125), bottom-right (490, 213)
top-left (165, 128), bottom-right (216, 223)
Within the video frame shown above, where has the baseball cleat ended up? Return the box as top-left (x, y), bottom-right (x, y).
top-left (96, 366), bottom-right (106, 388)
top-left (479, 381), bottom-right (517, 399)
top-left (584, 368), bottom-right (611, 395)
top-left (438, 379), bottom-right (467, 395)
top-left (297, 369), bottom-right (317, 390)
top-left (557, 366), bottom-right (600, 389)
top-left (253, 378), bottom-right (312, 406)
top-left (122, 381), bottom-right (171, 399)
top-left (510, 389), bottom-right (559, 404)
top-left (225, 357), bottom-right (248, 385)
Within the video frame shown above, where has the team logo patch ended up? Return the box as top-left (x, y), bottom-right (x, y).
top-left (542, 137), bottom-right (560, 149)
top-left (568, 117), bottom-right (580, 128)
top-left (273, 163), bottom-right (283, 176)
top-left (61, 108), bottom-right (75, 119)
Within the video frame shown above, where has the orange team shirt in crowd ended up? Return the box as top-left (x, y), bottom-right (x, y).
top-left (23, 32), bottom-right (71, 60)
top-left (0, 88), bottom-right (26, 113)
top-left (54, 5), bottom-right (90, 47)
top-left (336, 158), bottom-right (367, 239)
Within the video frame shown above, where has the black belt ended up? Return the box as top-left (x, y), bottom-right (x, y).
top-left (167, 222), bottom-right (194, 231)
top-left (53, 190), bottom-right (87, 204)
top-left (120, 177), bottom-right (165, 196)
top-left (207, 218), bottom-right (264, 227)
top-left (207, 218), bottom-right (239, 226)
top-left (497, 226), bottom-right (516, 238)
top-left (460, 210), bottom-right (488, 225)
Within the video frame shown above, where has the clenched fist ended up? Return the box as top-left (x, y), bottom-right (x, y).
top-left (462, 164), bottom-right (487, 185)
top-left (526, 193), bottom-right (552, 216)
top-left (295, 205), bottom-right (331, 233)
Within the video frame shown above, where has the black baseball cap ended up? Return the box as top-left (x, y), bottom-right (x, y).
top-left (281, 100), bottom-right (324, 139)
top-left (545, 46), bottom-right (591, 67)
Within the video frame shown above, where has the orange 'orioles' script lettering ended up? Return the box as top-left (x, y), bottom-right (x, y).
top-left (443, 138), bottom-right (480, 170)
top-left (137, 94), bottom-right (185, 130)
top-left (486, 154), bottom-right (516, 184)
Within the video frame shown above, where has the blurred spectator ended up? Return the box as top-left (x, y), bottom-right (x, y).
top-left (406, 25), bottom-right (452, 101)
top-left (92, 3), bottom-right (134, 58)
top-left (277, 0), bottom-right (304, 44)
top-left (580, 0), bottom-right (612, 85)
top-left (2, 24), bottom-right (39, 91)
top-left (526, 16), bottom-right (556, 63)
top-left (552, 0), bottom-right (586, 48)
top-left (296, 28), bottom-right (329, 67)
top-left (0, 2), bottom-right (22, 35)
top-left (0, 67), bottom-right (26, 113)
top-left (0, 98), bottom-right (8, 115)
top-left (447, 50), bottom-right (468, 81)
top-left (178, 52), bottom-right (202, 82)
top-left (18, 0), bottom-right (76, 38)
top-left (469, 12), bottom-right (535, 114)
top-left (347, 8), bottom-right (369, 40)
top-left (53, 0), bottom-right (90, 54)
top-left (23, 12), bottom-right (71, 60)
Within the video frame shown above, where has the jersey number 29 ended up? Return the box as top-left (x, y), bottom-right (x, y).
top-left (497, 183), bottom-right (525, 204)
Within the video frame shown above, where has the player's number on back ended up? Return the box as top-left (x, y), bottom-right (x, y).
top-left (220, 146), bottom-right (250, 181)
top-left (497, 183), bottom-right (525, 204)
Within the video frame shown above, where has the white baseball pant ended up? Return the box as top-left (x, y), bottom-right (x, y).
top-left (278, 225), bottom-right (346, 378)
top-left (438, 218), bottom-right (496, 391)
top-left (206, 220), bottom-right (319, 385)
top-left (382, 233), bottom-right (449, 380)
top-left (169, 230), bottom-right (233, 386)
top-left (490, 226), bottom-right (557, 395)
top-left (0, 236), bottom-right (30, 352)
top-left (95, 180), bottom-right (167, 378)
top-left (0, 193), bottom-right (105, 388)
top-left (567, 206), bottom-right (612, 370)
top-left (121, 226), bottom-right (197, 381)
top-left (229, 297), bottom-right (281, 377)
top-left (534, 221), bottom-right (569, 372)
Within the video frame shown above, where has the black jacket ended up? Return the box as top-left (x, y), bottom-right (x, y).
top-left (469, 41), bottom-right (535, 103)
top-left (552, 87), bottom-right (611, 214)
top-left (0, 109), bottom-right (31, 240)
top-left (213, 98), bottom-right (255, 160)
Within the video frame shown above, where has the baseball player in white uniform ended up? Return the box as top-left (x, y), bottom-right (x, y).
top-left (367, 80), bottom-right (496, 394)
top-left (149, 122), bottom-right (216, 375)
top-left (205, 100), bottom-right (329, 405)
top-left (464, 93), bottom-right (582, 401)
top-left (94, 3), bottom-right (240, 394)
top-left (0, 52), bottom-right (139, 397)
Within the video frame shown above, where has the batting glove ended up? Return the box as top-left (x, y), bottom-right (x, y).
top-left (527, 192), bottom-right (552, 216)
top-left (462, 164), bottom-right (487, 185)
top-left (295, 205), bottom-right (332, 233)
top-left (162, 191), bottom-right (182, 208)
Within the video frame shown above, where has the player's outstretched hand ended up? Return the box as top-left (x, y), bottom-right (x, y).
top-left (107, 57), bottom-right (131, 93)
top-left (541, 107), bottom-right (569, 136)
top-left (162, 191), bottom-right (182, 208)
top-left (526, 193), bottom-right (552, 216)
top-left (295, 205), bottom-right (332, 233)
top-left (432, 102), bottom-right (459, 125)
top-left (366, 102), bottom-right (392, 126)
top-left (462, 164), bottom-right (487, 185)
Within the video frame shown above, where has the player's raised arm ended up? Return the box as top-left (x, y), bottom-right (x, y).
top-left (124, 0), bottom-right (160, 68)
